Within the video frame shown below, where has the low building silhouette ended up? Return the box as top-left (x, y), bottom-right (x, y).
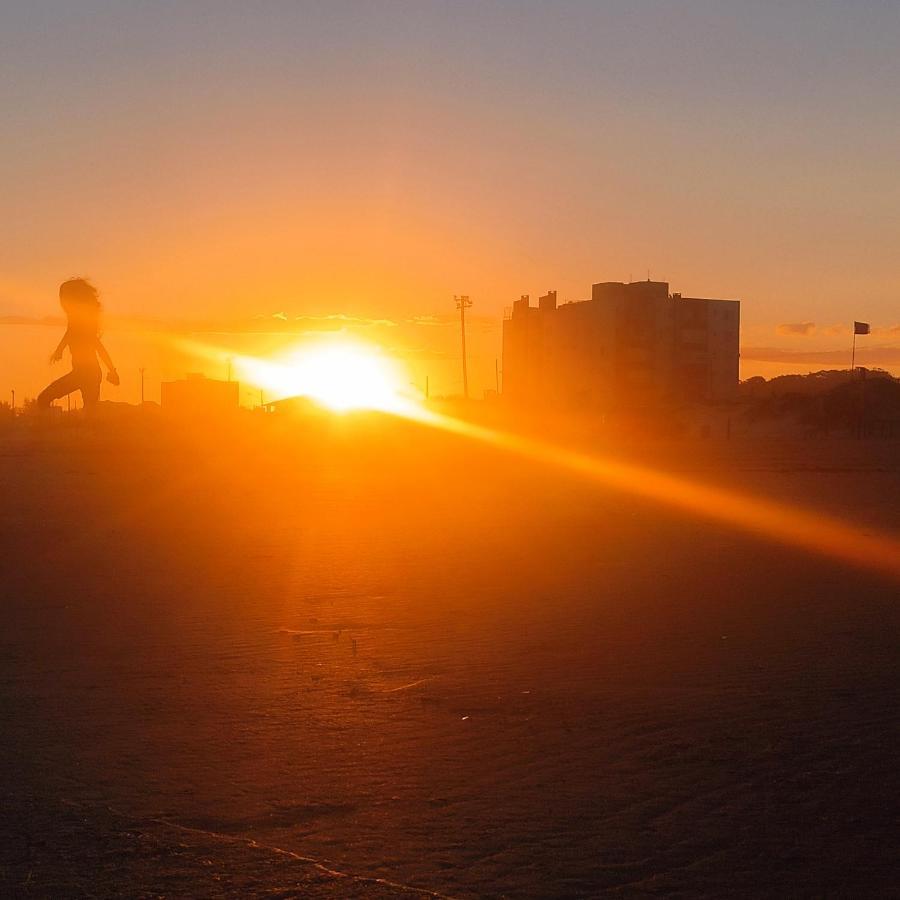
top-left (161, 374), bottom-right (239, 415)
top-left (502, 280), bottom-right (739, 407)
top-left (263, 395), bottom-right (326, 416)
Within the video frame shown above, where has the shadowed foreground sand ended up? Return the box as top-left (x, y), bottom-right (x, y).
top-left (0, 417), bottom-right (898, 897)
top-left (0, 796), bottom-right (439, 898)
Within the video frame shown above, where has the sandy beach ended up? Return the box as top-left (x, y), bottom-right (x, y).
top-left (1, 417), bottom-right (898, 897)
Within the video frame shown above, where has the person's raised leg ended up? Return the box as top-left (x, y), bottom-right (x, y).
top-left (37, 370), bottom-right (82, 409)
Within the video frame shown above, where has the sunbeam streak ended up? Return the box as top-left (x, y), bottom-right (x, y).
top-left (178, 338), bottom-right (900, 582)
top-left (402, 405), bottom-right (900, 583)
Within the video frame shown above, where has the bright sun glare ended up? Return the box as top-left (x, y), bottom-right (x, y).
top-left (238, 343), bottom-right (412, 413)
top-left (179, 334), bottom-right (900, 582)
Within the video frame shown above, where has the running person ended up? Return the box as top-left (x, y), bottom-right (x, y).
top-left (38, 278), bottom-right (119, 410)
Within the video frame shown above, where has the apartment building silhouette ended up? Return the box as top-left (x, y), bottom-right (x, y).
top-left (502, 280), bottom-right (739, 406)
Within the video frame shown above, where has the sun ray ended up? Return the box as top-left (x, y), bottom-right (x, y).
top-left (171, 337), bottom-right (900, 582)
top-left (171, 337), bottom-right (416, 414)
top-left (401, 405), bottom-right (900, 583)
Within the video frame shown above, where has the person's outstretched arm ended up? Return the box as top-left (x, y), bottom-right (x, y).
top-left (50, 329), bottom-right (70, 363)
top-left (95, 338), bottom-right (120, 385)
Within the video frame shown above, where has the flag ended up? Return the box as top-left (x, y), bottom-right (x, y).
top-left (854, 321), bottom-right (870, 335)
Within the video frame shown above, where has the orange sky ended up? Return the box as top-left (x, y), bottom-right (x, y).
top-left (2, 2), bottom-right (899, 401)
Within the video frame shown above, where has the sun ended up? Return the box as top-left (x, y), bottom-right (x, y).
top-left (291, 344), bottom-right (407, 412)
top-left (238, 342), bottom-right (413, 413)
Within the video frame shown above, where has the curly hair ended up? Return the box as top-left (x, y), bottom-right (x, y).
top-left (59, 278), bottom-right (102, 333)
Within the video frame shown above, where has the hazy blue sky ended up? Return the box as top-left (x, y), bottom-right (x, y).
top-left (2, 1), bottom-right (899, 368)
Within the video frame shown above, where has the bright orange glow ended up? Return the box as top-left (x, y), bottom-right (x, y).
top-left (404, 407), bottom-right (900, 583)
top-left (236, 342), bottom-right (412, 413)
top-left (181, 338), bottom-right (900, 583)
top-left (175, 338), bottom-right (417, 413)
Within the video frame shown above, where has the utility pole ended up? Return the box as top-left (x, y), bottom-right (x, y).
top-left (10, 390), bottom-right (14, 410)
top-left (455, 295), bottom-right (472, 399)
top-left (139, 367), bottom-right (145, 405)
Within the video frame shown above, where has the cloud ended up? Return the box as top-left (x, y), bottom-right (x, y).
top-left (102, 313), bottom-right (399, 334)
top-left (405, 313), bottom-right (499, 330)
top-left (387, 345), bottom-right (454, 361)
top-left (742, 346), bottom-right (900, 365)
top-left (291, 314), bottom-right (397, 330)
top-left (0, 315), bottom-right (64, 326)
top-left (819, 323), bottom-right (900, 337)
top-left (1, 310), bottom-right (505, 332)
top-left (0, 310), bottom-right (506, 336)
top-left (776, 322), bottom-right (816, 336)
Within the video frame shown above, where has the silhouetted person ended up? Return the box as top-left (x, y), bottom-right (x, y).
top-left (38, 278), bottom-right (119, 410)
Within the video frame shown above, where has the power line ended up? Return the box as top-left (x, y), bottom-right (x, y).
top-left (455, 295), bottom-right (472, 400)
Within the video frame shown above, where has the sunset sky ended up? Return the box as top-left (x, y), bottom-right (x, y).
top-left (3, 1), bottom-right (900, 401)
